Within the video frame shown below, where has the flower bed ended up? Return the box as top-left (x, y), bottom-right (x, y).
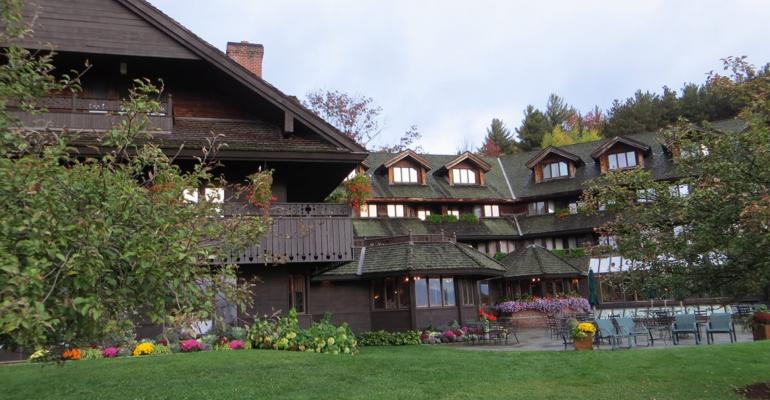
top-left (496, 297), bottom-right (591, 329)
top-left (29, 309), bottom-right (357, 363)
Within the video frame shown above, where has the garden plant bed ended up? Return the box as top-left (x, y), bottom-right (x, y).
top-left (737, 382), bottom-right (770, 399)
top-left (2, 341), bottom-right (769, 399)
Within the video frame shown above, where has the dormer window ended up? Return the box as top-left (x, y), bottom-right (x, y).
top-left (393, 167), bottom-right (419, 183)
top-left (387, 204), bottom-right (405, 218)
top-left (542, 161), bottom-right (569, 180)
top-left (607, 151), bottom-right (638, 170)
top-left (452, 168), bottom-right (477, 185)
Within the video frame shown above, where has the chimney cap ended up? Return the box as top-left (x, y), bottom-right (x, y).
top-left (227, 41), bottom-right (264, 49)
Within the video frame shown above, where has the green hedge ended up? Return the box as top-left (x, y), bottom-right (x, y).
top-left (358, 330), bottom-right (421, 346)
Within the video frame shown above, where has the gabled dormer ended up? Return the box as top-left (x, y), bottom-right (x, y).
top-left (382, 150), bottom-right (431, 185)
top-left (525, 147), bottom-right (583, 183)
top-left (435, 151), bottom-right (491, 186)
top-left (590, 136), bottom-right (651, 173)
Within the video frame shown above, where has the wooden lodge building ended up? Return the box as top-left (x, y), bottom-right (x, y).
top-left (7, 0), bottom-right (746, 334)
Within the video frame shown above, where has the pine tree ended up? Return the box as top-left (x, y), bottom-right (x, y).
top-left (515, 105), bottom-right (551, 151)
top-left (545, 94), bottom-right (576, 128)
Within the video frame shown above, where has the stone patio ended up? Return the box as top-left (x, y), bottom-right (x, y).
top-left (454, 325), bottom-right (755, 352)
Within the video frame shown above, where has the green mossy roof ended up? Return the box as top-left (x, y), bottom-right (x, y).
top-left (319, 241), bottom-right (505, 280)
top-left (352, 218), bottom-right (520, 239)
top-left (500, 245), bottom-right (586, 278)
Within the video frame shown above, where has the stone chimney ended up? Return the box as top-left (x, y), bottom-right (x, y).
top-left (226, 41), bottom-right (264, 78)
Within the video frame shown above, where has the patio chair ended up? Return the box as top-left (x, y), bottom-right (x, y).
top-left (595, 319), bottom-right (631, 350)
top-left (545, 315), bottom-right (559, 340)
top-left (671, 314), bottom-right (700, 345)
top-left (706, 313), bottom-right (736, 344)
top-left (615, 317), bottom-right (653, 347)
top-left (557, 319), bottom-right (574, 350)
top-left (497, 317), bottom-right (520, 345)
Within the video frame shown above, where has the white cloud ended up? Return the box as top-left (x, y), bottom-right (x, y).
top-left (152, 0), bottom-right (770, 152)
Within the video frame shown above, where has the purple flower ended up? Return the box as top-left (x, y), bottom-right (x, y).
top-left (102, 347), bottom-right (120, 358)
top-left (228, 340), bottom-right (245, 350)
top-left (497, 297), bottom-right (590, 314)
top-left (180, 339), bottom-right (203, 352)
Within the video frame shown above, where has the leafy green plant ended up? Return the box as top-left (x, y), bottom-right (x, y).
top-left (152, 345), bottom-right (172, 356)
top-left (442, 215), bottom-right (459, 223)
top-left (459, 213), bottom-right (479, 223)
top-left (81, 348), bottom-right (103, 360)
top-left (494, 252), bottom-right (507, 261)
top-left (425, 214), bottom-right (444, 223)
top-left (358, 330), bottom-right (421, 346)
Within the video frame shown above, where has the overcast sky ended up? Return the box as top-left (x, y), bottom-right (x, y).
top-left (152, 0), bottom-right (770, 154)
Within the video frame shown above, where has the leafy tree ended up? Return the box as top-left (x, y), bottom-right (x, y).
top-left (479, 118), bottom-right (518, 156)
top-left (304, 89), bottom-right (422, 152)
top-left (0, 2), bottom-right (270, 352)
top-left (515, 105), bottom-right (551, 151)
top-left (580, 57), bottom-right (770, 300)
top-left (541, 126), bottom-right (602, 148)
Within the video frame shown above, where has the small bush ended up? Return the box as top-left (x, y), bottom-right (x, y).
top-left (494, 252), bottom-right (507, 261)
top-left (358, 330), bottom-right (421, 346)
top-left (459, 213), bottom-right (478, 223)
top-left (152, 345), bottom-right (172, 355)
top-left (425, 214), bottom-right (443, 223)
top-left (441, 215), bottom-right (458, 223)
top-left (81, 348), bottom-right (103, 360)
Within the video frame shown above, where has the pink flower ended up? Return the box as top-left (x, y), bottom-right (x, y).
top-left (102, 347), bottom-right (120, 358)
top-left (228, 340), bottom-right (245, 350)
top-left (180, 339), bottom-right (203, 352)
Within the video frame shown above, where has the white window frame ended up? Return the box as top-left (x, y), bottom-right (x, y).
top-left (452, 168), bottom-right (477, 185)
top-left (417, 209), bottom-right (431, 221)
top-left (447, 209), bottom-right (460, 218)
top-left (483, 204), bottom-right (500, 217)
top-left (387, 204), bottom-right (405, 218)
top-left (608, 151), bottom-right (638, 170)
top-left (393, 167), bottom-right (418, 183)
top-left (636, 188), bottom-right (657, 203)
top-left (669, 184), bottom-right (690, 198)
top-left (542, 161), bottom-right (569, 179)
top-left (528, 201), bottom-right (555, 216)
top-left (360, 204), bottom-right (378, 218)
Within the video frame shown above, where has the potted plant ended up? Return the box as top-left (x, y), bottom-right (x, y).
top-left (571, 322), bottom-right (596, 350)
top-left (751, 306), bottom-right (770, 341)
top-left (479, 308), bottom-right (497, 339)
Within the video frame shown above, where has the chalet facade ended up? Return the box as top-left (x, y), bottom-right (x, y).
top-left (8, 0), bottom-right (749, 335)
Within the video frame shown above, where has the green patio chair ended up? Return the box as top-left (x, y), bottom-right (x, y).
top-left (671, 314), bottom-right (700, 345)
top-left (706, 313), bottom-right (736, 344)
top-left (615, 317), bottom-right (653, 347)
top-left (595, 319), bottom-right (630, 350)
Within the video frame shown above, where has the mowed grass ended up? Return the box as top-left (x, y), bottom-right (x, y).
top-left (1, 342), bottom-right (769, 400)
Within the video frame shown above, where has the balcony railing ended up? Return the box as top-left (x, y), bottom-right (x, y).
top-left (8, 95), bottom-right (173, 132)
top-left (223, 203), bottom-right (354, 264)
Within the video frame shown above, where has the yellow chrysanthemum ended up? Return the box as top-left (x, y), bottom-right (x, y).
top-left (132, 342), bottom-right (155, 356)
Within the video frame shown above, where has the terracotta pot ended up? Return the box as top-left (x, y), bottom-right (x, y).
top-left (752, 324), bottom-right (770, 341)
top-left (574, 333), bottom-right (593, 350)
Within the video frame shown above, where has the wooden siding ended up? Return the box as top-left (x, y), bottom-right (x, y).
top-left (224, 216), bottom-right (354, 264)
top-left (19, 0), bottom-right (198, 59)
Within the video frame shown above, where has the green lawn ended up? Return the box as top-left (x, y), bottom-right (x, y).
top-left (1, 342), bottom-right (769, 400)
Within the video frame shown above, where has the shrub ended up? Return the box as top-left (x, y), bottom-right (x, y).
top-left (102, 347), bottom-right (120, 358)
top-left (228, 339), bottom-right (246, 350)
top-left (180, 339), bottom-right (203, 353)
top-left (493, 252), bottom-right (507, 261)
top-left (358, 330), bottom-right (421, 346)
top-left (441, 215), bottom-right (458, 223)
top-left (459, 213), bottom-right (478, 223)
top-left (132, 342), bottom-right (155, 356)
top-left (425, 214), bottom-right (444, 223)
top-left (28, 349), bottom-right (50, 363)
top-left (248, 309), bottom-right (356, 355)
top-left (229, 326), bottom-right (248, 341)
top-left (152, 345), bottom-right (172, 355)
top-left (81, 348), bottom-right (103, 360)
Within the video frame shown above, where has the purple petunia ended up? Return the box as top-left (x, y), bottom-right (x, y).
top-left (496, 297), bottom-right (590, 314)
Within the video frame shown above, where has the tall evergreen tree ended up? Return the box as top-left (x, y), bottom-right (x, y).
top-left (515, 105), bottom-right (551, 151)
top-left (480, 118), bottom-right (516, 155)
top-left (545, 94), bottom-right (576, 128)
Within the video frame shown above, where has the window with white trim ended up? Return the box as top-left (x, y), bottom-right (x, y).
top-left (483, 204), bottom-right (500, 217)
top-left (607, 151), bottom-right (638, 170)
top-left (528, 201), bottom-right (554, 216)
top-left (204, 187), bottom-right (224, 214)
top-left (417, 209), bottom-right (431, 221)
top-left (542, 161), bottom-right (569, 179)
top-left (183, 188), bottom-right (199, 203)
top-left (446, 209), bottom-right (460, 218)
top-left (387, 204), bottom-right (405, 218)
top-left (360, 204), bottom-right (378, 218)
top-left (669, 184), bottom-right (690, 198)
top-left (451, 168), bottom-right (477, 184)
top-left (393, 167), bottom-right (419, 183)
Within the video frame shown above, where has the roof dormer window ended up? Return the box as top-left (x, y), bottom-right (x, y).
top-left (452, 168), bottom-right (477, 185)
top-left (608, 151), bottom-right (638, 170)
top-left (542, 161), bottom-right (569, 180)
top-left (393, 167), bottom-right (418, 183)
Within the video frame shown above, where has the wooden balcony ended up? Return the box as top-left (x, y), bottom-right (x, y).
top-left (223, 203), bottom-right (354, 265)
top-left (8, 95), bottom-right (173, 132)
